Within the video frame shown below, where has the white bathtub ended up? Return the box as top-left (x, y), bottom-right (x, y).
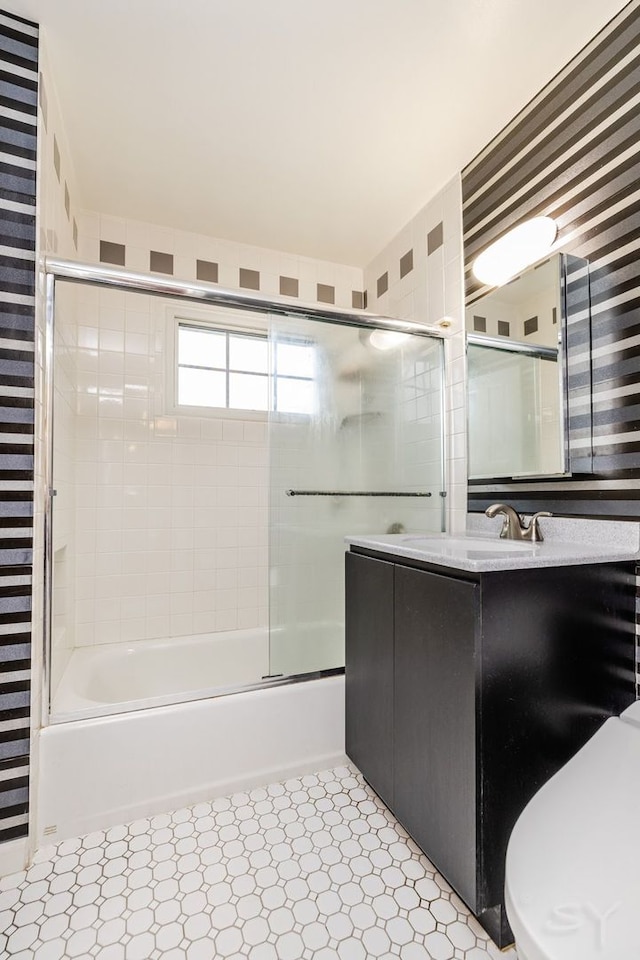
top-left (51, 627), bottom-right (270, 721)
top-left (37, 674), bottom-right (346, 846)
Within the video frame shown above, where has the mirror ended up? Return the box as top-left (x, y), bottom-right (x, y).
top-left (466, 253), bottom-right (591, 480)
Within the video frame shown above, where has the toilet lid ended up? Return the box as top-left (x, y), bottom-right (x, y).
top-left (505, 715), bottom-right (640, 960)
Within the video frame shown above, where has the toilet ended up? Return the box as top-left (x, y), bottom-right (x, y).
top-left (505, 701), bottom-right (640, 960)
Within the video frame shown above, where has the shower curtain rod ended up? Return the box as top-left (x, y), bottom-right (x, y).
top-left (45, 257), bottom-right (444, 338)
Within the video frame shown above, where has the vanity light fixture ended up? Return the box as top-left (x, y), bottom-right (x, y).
top-left (472, 216), bottom-right (557, 287)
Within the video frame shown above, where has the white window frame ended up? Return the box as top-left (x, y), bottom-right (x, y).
top-left (166, 306), bottom-right (314, 421)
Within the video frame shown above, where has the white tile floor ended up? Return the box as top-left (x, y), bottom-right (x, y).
top-left (0, 764), bottom-right (517, 960)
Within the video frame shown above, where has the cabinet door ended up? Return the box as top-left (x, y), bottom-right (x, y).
top-left (345, 551), bottom-right (394, 808)
top-left (394, 565), bottom-right (478, 910)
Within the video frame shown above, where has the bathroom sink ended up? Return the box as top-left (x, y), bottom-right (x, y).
top-left (400, 535), bottom-right (534, 554)
top-left (347, 519), bottom-right (640, 573)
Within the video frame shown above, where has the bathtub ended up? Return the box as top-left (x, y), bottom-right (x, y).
top-left (51, 627), bottom-right (270, 721)
top-left (37, 673), bottom-right (346, 846)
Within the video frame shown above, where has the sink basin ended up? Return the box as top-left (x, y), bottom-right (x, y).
top-left (401, 535), bottom-right (534, 554)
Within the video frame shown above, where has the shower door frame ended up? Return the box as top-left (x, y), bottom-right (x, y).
top-left (41, 257), bottom-right (446, 726)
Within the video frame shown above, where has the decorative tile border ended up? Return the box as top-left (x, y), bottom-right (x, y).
top-left (91, 224), bottom-right (365, 309)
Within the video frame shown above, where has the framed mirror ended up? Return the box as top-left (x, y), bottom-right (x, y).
top-left (466, 253), bottom-right (591, 480)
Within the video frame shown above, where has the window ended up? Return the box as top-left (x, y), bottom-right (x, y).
top-left (177, 322), bottom-right (315, 415)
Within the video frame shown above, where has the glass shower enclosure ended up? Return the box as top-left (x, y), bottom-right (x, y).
top-left (45, 263), bottom-right (445, 721)
top-left (268, 317), bottom-right (444, 677)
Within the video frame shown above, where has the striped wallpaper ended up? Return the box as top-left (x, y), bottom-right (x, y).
top-left (0, 9), bottom-right (37, 844)
top-left (463, 0), bottom-right (640, 519)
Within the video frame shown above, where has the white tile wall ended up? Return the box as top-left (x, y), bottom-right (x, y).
top-left (55, 285), bottom-right (271, 648)
top-left (37, 47), bottom-right (80, 262)
top-left (363, 176), bottom-right (467, 533)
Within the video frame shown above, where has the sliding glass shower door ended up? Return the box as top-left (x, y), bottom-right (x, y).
top-left (268, 316), bottom-right (444, 678)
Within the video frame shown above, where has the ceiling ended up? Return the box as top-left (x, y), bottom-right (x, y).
top-left (7, 0), bottom-right (631, 266)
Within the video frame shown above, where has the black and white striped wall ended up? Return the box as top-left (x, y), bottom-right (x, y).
top-left (463, 0), bottom-right (640, 519)
top-left (0, 9), bottom-right (37, 846)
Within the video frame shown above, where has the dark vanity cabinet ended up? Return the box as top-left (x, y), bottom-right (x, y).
top-left (345, 547), bottom-right (636, 947)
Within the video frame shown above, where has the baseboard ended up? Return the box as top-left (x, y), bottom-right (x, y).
top-left (0, 836), bottom-right (28, 878)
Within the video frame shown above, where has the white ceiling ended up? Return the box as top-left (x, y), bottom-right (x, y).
top-left (7, 0), bottom-right (631, 265)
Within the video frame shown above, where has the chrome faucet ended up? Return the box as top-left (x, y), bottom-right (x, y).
top-left (485, 503), bottom-right (552, 542)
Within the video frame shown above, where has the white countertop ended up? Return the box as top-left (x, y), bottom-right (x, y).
top-left (345, 516), bottom-right (640, 573)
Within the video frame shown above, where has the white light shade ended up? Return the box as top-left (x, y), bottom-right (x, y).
top-left (472, 216), bottom-right (557, 287)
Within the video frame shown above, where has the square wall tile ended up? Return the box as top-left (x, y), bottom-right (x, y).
top-left (100, 241), bottom-right (126, 267)
top-left (400, 249), bottom-right (414, 278)
top-left (150, 251), bottom-right (174, 275)
top-left (427, 222), bottom-right (444, 255)
top-left (279, 276), bottom-right (299, 298)
top-left (239, 268), bottom-right (260, 290)
top-left (196, 259), bottom-right (219, 283)
top-left (53, 135), bottom-right (60, 180)
top-left (317, 283), bottom-right (335, 304)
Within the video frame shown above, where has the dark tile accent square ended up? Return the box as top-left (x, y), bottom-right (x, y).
top-left (524, 315), bottom-right (538, 336)
top-left (400, 249), bottom-right (414, 279)
top-left (377, 272), bottom-right (388, 298)
top-left (473, 315), bottom-right (487, 333)
top-left (53, 136), bottom-right (60, 181)
top-left (427, 222), bottom-right (444, 255)
top-left (150, 250), bottom-right (174, 274)
top-left (280, 276), bottom-right (299, 298)
top-left (239, 268), bottom-right (260, 290)
top-left (352, 290), bottom-right (364, 309)
top-left (498, 320), bottom-right (510, 337)
top-left (72, 218), bottom-right (78, 250)
top-left (196, 259), bottom-right (219, 283)
top-left (552, 307), bottom-right (557, 325)
top-left (64, 183), bottom-right (70, 219)
top-left (100, 240), bottom-right (126, 267)
top-left (317, 283), bottom-right (335, 304)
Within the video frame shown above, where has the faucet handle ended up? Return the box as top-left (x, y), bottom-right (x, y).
top-left (526, 511), bottom-right (552, 542)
